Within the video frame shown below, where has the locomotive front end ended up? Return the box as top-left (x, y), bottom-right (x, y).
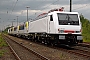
top-left (56, 12), bottom-right (83, 45)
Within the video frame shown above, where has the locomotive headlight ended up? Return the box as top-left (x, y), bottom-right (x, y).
top-left (75, 31), bottom-right (80, 33)
top-left (58, 29), bottom-right (60, 33)
top-left (58, 29), bottom-right (64, 33)
top-left (58, 29), bottom-right (60, 32)
top-left (75, 29), bottom-right (82, 33)
top-left (60, 30), bottom-right (64, 33)
top-left (80, 29), bottom-right (82, 32)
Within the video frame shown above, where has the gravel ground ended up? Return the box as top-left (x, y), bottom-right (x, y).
top-left (6, 35), bottom-right (90, 60)
top-left (4, 35), bottom-right (42, 60)
top-left (0, 46), bottom-right (16, 60)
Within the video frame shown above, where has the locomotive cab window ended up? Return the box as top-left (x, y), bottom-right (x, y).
top-left (50, 15), bottom-right (53, 21)
top-left (57, 13), bottom-right (79, 25)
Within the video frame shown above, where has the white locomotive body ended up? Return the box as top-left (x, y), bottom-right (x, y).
top-left (8, 9), bottom-right (83, 45)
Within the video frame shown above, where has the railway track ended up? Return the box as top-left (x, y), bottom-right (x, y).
top-left (68, 47), bottom-right (90, 58)
top-left (70, 43), bottom-right (90, 58)
top-left (78, 43), bottom-right (90, 48)
top-left (3, 34), bottom-right (90, 60)
top-left (3, 34), bottom-right (49, 60)
top-left (58, 44), bottom-right (90, 59)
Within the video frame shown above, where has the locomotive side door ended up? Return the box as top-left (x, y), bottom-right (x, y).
top-left (49, 15), bottom-right (55, 33)
top-left (24, 21), bottom-right (29, 33)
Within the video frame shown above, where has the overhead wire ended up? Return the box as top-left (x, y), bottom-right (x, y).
top-left (41, 0), bottom-right (59, 10)
top-left (8, 0), bottom-right (18, 21)
top-left (33, 0), bottom-right (59, 18)
top-left (73, 3), bottom-right (90, 11)
top-left (12, 0), bottom-right (18, 12)
top-left (6, 0), bottom-right (19, 27)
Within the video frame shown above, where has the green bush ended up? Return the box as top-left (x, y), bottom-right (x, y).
top-left (80, 15), bottom-right (90, 42)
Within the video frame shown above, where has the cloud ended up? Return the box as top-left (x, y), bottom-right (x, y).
top-left (14, 3), bottom-right (90, 19)
top-left (11, 9), bottom-right (42, 16)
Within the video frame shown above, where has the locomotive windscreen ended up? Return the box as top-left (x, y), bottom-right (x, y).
top-left (57, 13), bottom-right (79, 25)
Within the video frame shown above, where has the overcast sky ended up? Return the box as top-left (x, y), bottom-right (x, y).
top-left (0, 0), bottom-right (90, 30)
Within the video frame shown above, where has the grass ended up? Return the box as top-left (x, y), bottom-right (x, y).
top-left (0, 50), bottom-right (6, 58)
top-left (0, 33), bottom-right (8, 57)
top-left (0, 36), bottom-right (7, 47)
top-left (83, 39), bottom-right (90, 42)
top-left (82, 34), bottom-right (90, 42)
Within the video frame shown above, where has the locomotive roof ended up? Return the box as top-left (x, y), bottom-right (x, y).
top-left (48, 11), bottom-right (79, 15)
top-left (28, 11), bottom-right (79, 22)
